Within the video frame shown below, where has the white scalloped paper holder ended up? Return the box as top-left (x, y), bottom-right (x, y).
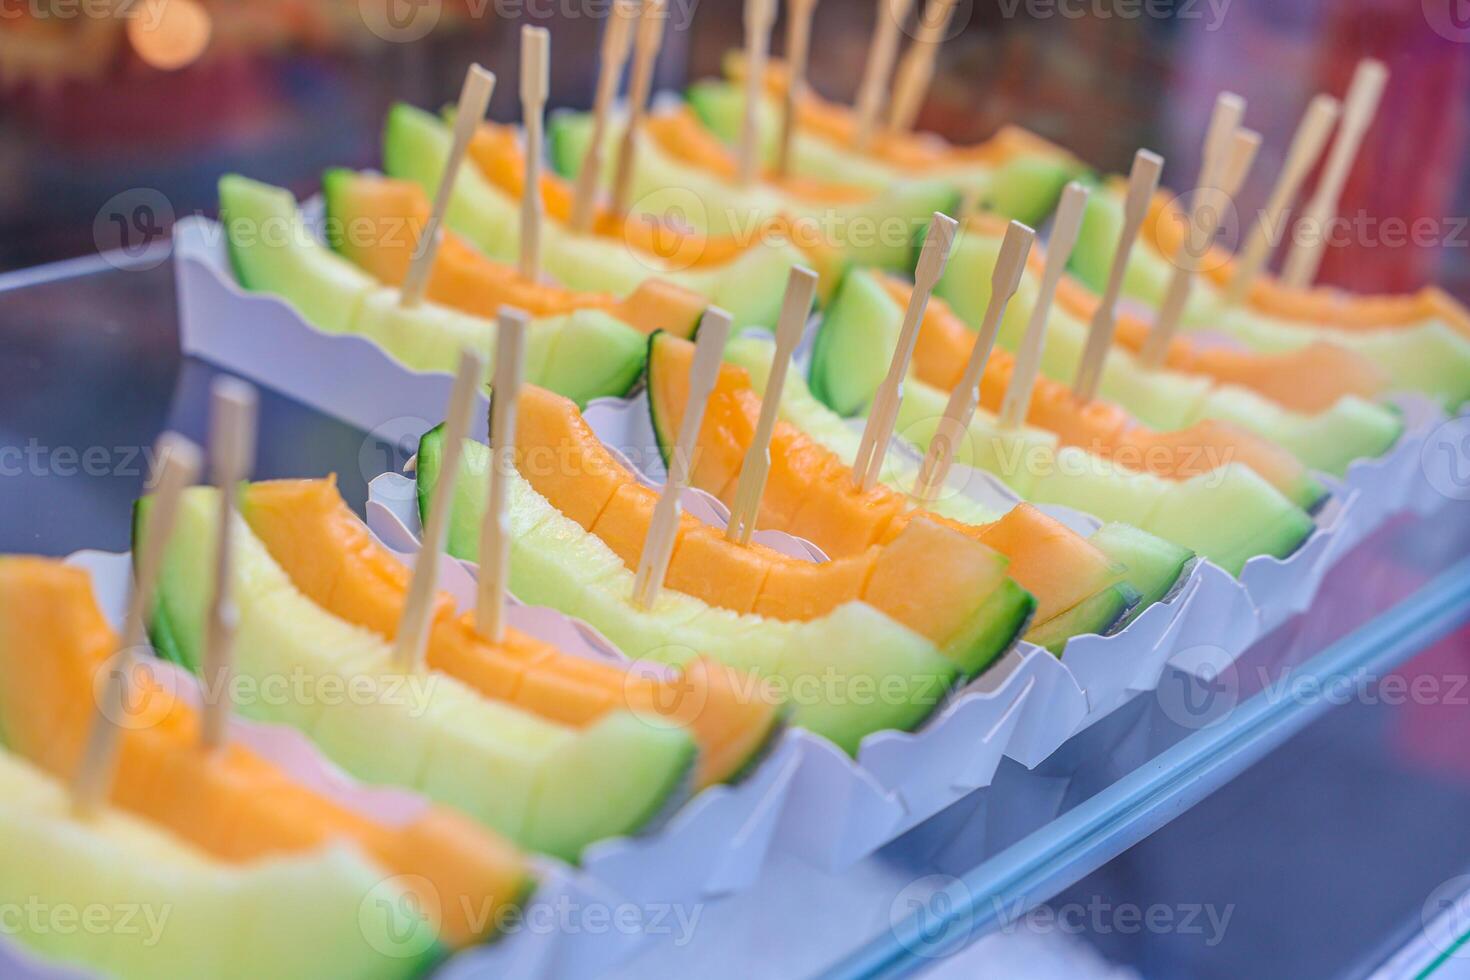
top-left (173, 216), bottom-right (491, 441)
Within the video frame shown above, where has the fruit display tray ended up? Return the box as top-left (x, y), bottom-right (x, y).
top-left (3, 245), bottom-right (1468, 978)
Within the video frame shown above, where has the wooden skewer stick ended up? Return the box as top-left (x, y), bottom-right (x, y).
top-left (1139, 128), bottom-right (1261, 368)
top-left (1072, 148), bottom-right (1164, 402)
top-left (610, 0), bottom-right (668, 218)
top-left (1223, 94), bottom-right (1339, 307)
top-left (886, 0), bottom-right (961, 134)
top-left (633, 307), bottom-right (734, 609)
top-left (519, 26), bottom-right (551, 282)
top-left (73, 433), bottom-right (202, 818)
top-left (850, 211), bottom-right (959, 492)
top-left (1280, 59), bottom-right (1388, 289)
top-left (201, 378), bottom-right (257, 751)
top-left (393, 349), bottom-right (487, 672)
top-left (725, 266), bottom-right (819, 545)
top-left (570, 0), bottom-right (638, 233)
top-left (1190, 92), bottom-right (1246, 215)
top-left (998, 182), bottom-right (1090, 429)
top-left (852, 0), bottom-right (918, 149)
top-left (400, 64), bottom-right (497, 308)
top-left (914, 220), bottom-right (1033, 502)
top-left (476, 308), bottom-right (529, 644)
top-left (738, 0), bottom-right (777, 185)
top-left (776, 0), bottom-right (819, 178)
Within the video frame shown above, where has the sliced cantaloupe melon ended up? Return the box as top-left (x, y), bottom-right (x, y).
top-left (469, 118), bottom-right (847, 286)
top-left (680, 56), bottom-right (1081, 227)
top-left (504, 384), bottom-right (1032, 678)
top-left (646, 333), bottom-right (1162, 649)
top-left (0, 556), bottom-right (528, 950)
top-left (134, 492), bottom-right (697, 863)
top-left (1071, 181), bottom-right (1470, 408)
top-left (382, 104), bottom-right (821, 328)
top-left (542, 103), bottom-right (958, 270)
top-left (240, 476), bottom-right (783, 789)
top-left (821, 265), bottom-right (1330, 507)
top-left (885, 372), bottom-right (1313, 574)
top-left (220, 174), bottom-right (647, 406)
top-left (322, 169), bottom-right (705, 338)
top-left (0, 747), bottom-right (443, 980)
top-left (414, 429), bottom-right (963, 754)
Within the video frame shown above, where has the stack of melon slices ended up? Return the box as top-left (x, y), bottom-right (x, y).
top-left (1071, 183), bottom-right (1470, 409)
top-left (0, 555), bottom-right (526, 978)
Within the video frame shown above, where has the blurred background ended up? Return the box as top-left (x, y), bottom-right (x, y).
top-left (0, 0), bottom-right (1468, 294)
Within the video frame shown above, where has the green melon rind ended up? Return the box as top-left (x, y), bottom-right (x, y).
top-left (415, 428), bottom-right (960, 755)
top-left (1085, 522), bottom-right (1194, 613)
top-left (383, 104), bottom-right (804, 330)
top-left (219, 174), bottom-right (374, 334)
top-left (1024, 582), bottom-right (1141, 657)
top-left (137, 490), bottom-right (698, 864)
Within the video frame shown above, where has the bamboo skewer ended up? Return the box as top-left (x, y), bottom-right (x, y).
top-left (1280, 59), bottom-right (1388, 289)
top-left (913, 220), bottom-right (1033, 502)
top-left (400, 64), bottom-right (497, 308)
top-left (393, 349), bottom-right (487, 672)
top-left (476, 309), bottom-right (529, 644)
top-left (201, 378), bottom-right (257, 752)
top-left (852, 0), bottom-right (917, 148)
top-left (1140, 128), bottom-right (1261, 367)
top-left (610, 0), bottom-right (668, 219)
top-left (776, 0), bottom-right (819, 177)
top-left (886, 0), bottom-right (960, 134)
top-left (850, 211), bottom-right (959, 492)
top-left (570, 0), bottom-right (638, 233)
top-left (72, 434), bottom-right (201, 818)
top-left (1072, 148), bottom-right (1164, 402)
top-left (726, 266), bottom-right (819, 545)
top-left (997, 182), bottom-right (1090, 429)
top-left (738, 0), bottom-right (777, 185)
top-left (1223, 94), bottom-right (1339, 307)
top-left (519, 26), bottom-right (551, 282)
top-left (633, 307), bottom-right (734, 609)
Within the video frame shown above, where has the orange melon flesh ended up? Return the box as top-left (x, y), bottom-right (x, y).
top-left (328, 171), bottom-right (705, 336)
top-left (1142, 191), bottom-right (1470, 339)
top-left (887, 276), bottom-right (1317, 500)
top-left (959, 212), bottom-right (1390, 412)
top-left (466, 121), bottom-right (845, 280)
top-left (240, 478), bottom-right (778, 789)
top-left (643, 108), bottom-right (873, 203)
top-left (648, 337), bottom-right (1124, 625)
top-left (722, 54), bottom-right (1074, 173)
top-left (0, 556), bottom-right (528, 949)
top-left (513, 385), bottom-right (1013, 647)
